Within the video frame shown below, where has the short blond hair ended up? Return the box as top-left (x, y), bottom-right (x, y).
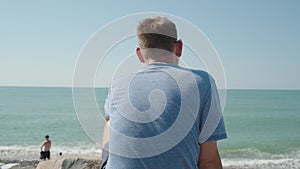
top-left (137, 16), bottom-right (177, 52)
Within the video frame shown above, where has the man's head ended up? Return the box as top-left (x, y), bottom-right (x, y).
top-left (136, 16), bottom-right (182, 64)
top-left (45, 135), bottom-right (49, 140)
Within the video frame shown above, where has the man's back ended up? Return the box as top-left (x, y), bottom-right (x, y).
top-left (105, 63), bottom-right (226, 169)
top-left (42, 140), bottom-right (51, 151)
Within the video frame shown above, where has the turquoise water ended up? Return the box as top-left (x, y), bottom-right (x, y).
top-left (0, 87), bottom-right (108, 160)
top-left (0, 87), bottom-right (300, 163)
top-left (220, 90), bottom-right (300, 159)
top-left (0, 87), bottom-right (107, 146)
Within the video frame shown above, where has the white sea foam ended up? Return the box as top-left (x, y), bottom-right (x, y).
top-left (221, 148), bottom-right (300, 169)
top-left (0, 145), bottom-right (102, 161)
top-left (223, 158), bottom-right (300, 169)
top-left (221, 147), bottom-right (300, 159)
top-left (1, 145), bottom-right (300, 169)
top-left (0, 163), bottom-right (19, 169)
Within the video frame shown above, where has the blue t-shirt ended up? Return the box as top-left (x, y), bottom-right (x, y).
top-left (104, 62), bottom-right (227, 169)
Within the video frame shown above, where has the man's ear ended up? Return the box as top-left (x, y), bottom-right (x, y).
top-left (136, 47), bottom-right (145, 63)
top-left (174, 40), bottom-right (183, 57)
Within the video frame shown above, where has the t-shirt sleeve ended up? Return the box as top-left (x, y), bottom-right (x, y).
top-left (198, 77), bottom-right (227, 143)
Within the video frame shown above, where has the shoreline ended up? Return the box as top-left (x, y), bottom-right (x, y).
top-left (2, 158), bottom-right (300, 169)
top-left (0, 160), bottom-right (39, 169)
top-left (0, 156), bottom-right (101, 169)
top-left (223, 158), bottom-right (300, 169)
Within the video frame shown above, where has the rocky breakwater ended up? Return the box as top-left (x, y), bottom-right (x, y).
top-left (36, 156), bottom-right (101, 169)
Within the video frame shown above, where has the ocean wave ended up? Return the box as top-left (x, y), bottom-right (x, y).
top-left (0, 145), bottom-right (102, 161)
top-left (1, 145), bottom-right (300, 168)
top-left (220, 147), bottom-right (300, 159)
top-left (223, 158), bottom-right (300, 169)
top-left (222, 148), bottom-right (300, 168)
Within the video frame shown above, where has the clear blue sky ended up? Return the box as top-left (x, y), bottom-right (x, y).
top-left (0, 0), bottom-right (299, 89)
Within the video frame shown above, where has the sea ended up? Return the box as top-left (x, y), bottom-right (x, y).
top-left (0, 87), bottom-right (300, 168)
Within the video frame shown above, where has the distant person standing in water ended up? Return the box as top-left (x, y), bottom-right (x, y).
top-left (40, 135), bottom-right (51, 160)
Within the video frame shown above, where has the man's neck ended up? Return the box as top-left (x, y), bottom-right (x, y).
top-left (145, 55), bottom-right (178, 65)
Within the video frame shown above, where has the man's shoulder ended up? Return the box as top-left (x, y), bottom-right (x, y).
top-left (110, 65), bottom-right (213, 86)
top-left (189, 69), bottom-right (210, 78)
top-left (188, 68), bottom-right (214, 84)
top-left (169, 65), bottom-right (210, 78)
top-left (111, 72), bottom-right (136, 86)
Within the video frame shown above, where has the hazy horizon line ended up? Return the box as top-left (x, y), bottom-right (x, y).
top-left (0, 85), bottom-right (299, 91)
